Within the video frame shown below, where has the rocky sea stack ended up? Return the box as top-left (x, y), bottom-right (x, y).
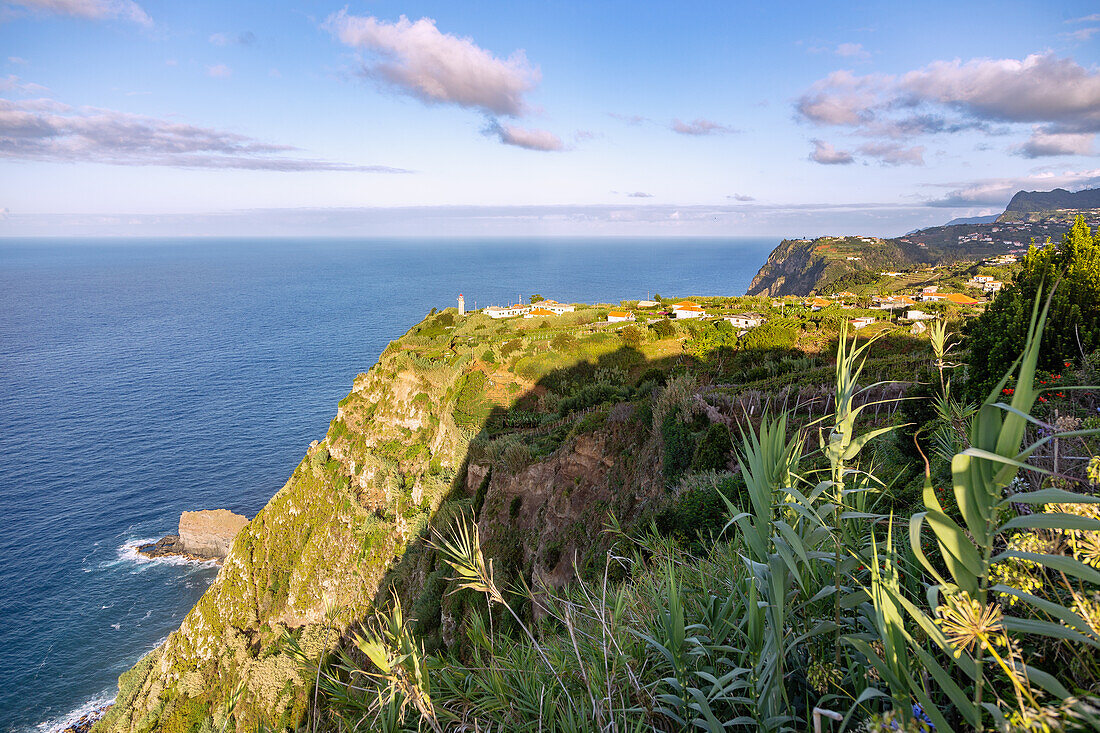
top-left (139, 509), bottom-right (249, 562)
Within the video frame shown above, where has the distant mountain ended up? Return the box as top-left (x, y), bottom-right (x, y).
top-left (945, 215), bottom-right (999, 226)
top-left (1004, 187), bottom-right (1100, 214)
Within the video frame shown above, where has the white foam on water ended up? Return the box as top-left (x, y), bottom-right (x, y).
top-left (32, 691), bottom-right (115, 733)
top-left (113, 538), bottom-right (218, 570)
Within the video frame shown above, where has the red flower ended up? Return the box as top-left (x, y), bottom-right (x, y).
top-left (1065, 361), bottom-right (1072, 368)
top-left (1039, 396), bottom-right (1047, 402)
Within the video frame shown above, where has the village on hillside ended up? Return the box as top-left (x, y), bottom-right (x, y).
top-left (455, 275), bottom-right (999, 346)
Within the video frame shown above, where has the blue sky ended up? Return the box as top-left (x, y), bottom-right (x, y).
top-left (2, 0), bottom-right (1100, 236)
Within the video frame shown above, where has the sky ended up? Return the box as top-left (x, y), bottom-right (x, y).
top-left (2, 0), bottom-right (1100, 237)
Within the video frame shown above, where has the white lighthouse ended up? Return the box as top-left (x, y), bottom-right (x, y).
top-left (457, 293), bottom-right (465, 316)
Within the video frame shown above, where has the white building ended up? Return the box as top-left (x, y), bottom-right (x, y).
top-left (906, 310), bottom-right (935, 321)
top-left (851, 316), bottom-right (875, 329)
top-left (523, 307), bottom-right (559, 319)
top-left (637, 300), bottom-right (658, 308)
top-left (457, 294), bottom-right (465, 316)
top-left (484, 304), bottom-right (530, 319)
top-left (725, 313), bottom-right (764, 329)
top-left (607, 310), bottom-right (635, 323)
top-left (538, 300), bottom-right (576, 314)
top-left (983, 281), bottom-right (1004, 294)
top-left (673, 305), bottom-right (707, 319)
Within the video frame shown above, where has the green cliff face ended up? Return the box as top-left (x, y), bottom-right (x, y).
top-left (745, 236), bottom-right (919, 297)
top-left (95, 305), bottom-right (673, 733)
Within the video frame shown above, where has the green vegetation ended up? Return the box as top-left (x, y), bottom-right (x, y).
top-left (967, 216), bottom-right (1100, 397)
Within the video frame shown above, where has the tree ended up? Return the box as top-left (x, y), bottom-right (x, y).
top-left (965, 216), bottom-right (1100, 398)
top-left (530, 294), bottom-right (544, 303)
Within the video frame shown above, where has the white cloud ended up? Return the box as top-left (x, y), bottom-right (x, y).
top-left (858, 141), bottom-right (925, 166)
top-left (728, 193), bottom-right (755, 201)
top-left (924, 169), bottom-right (1100, 206)
top-left (809, 139), bottom-right (853, 164)
top-left (900, 54), bottom-right (1100, 131)
top-left (206, 64), bottom-right (231, 78)
top-left (1066, 27), bottom-right (1100, 42)
top-left (0, 95), bottom-right (410, 171)
top-left (482, 119), bottom-right (563, 151)
top-left (625, 191), bottom-right (652, 198)
top-left (835, 42), bottom-right (869, 59)
top-left (3, 0), bottom-right (151, 25)
top-left (1016, 129), bottom-right (1095, 158)
top-left (326, 11), bottom-right (540, 117)
top-left (0, 74), bottom-right (47, 93)
top-left (670, 117), bottom-right (737, 135)
top-left (796, 70), bottom-right (883, 125)
top-left (7, 56), bottom-right (29, 65)
top-left (796, 52), bottom-right (1100, 160)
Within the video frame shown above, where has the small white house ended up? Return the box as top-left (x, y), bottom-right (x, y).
top-left (851, 316), bottom-right (875, 329)
top-left (538, 300), bottom-right (576, 314)
top-left (906, 310), bottom-right (935, 321)
top-left (523, 307), bottom-right (559, 319)
top-left (637, 300), bottom-right (658, 308)
top-left (725, 313), bottom-right (764, 329)
top-left (983, 281), bottom-right (1003, 294)
top-left (673, 305), bottom-right (707, 319)
top-left (607, 310), bottom-right (635, 323)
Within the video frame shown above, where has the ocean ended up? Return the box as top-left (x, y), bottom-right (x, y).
top-left (0, 237), bottom-right (776, 732)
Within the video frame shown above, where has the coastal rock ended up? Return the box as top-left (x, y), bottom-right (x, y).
top-left (178, 509), bottom-right (248, 559)
top-left (137, 509), bottom-right (248, 562)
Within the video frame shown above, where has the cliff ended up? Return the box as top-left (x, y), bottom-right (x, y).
top-left (1002, 186), bottom-right (1100, 215)
top-left (745, 235), bottom-right (921, 297)
top-left (95, 306), bottom-right (671, 733)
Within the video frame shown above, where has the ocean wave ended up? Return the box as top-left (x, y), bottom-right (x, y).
top-left (113, 538), bottom-right (218, 570)
top-left (32, 691), bottom-right (114, 733)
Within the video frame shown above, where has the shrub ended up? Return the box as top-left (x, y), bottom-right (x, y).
top-left (620, 324), bottom-right (646, 348)
top-left (691, 422), bottom-right (733, 472)
top-left (650, 319), bottom-right (676, 339)
top-left (656, 472), bottom-right (740, 551)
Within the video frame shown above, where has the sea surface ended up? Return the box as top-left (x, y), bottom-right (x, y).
top-left (0, 237), bottom-right (775, 732)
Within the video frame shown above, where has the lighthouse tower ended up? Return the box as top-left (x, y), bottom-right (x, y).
top-left (457, 293), bottom-right (465, 316)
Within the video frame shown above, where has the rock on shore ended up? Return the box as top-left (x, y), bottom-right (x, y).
top-left (138, 509), bottom-right (248, 561)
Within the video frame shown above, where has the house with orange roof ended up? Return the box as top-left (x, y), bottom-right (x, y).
top-left (945, 293), bottom-right (979, 305)
top-left (523, 307), bottom-right (559, 319)
top-left (673, 304), bottom-right (707, 319)
top-left (807, 297), bottom-right (832, 311)
top-left (607, 310), bottom-right (635, 323)
top-left (671, 300), bottom-right (700, 311)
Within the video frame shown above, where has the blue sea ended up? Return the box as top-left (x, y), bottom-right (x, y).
top-left (0, 237), bottom-right (775, 732)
